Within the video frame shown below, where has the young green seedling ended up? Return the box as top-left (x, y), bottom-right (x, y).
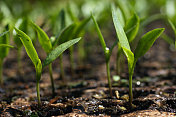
top-left (14, 27), bottom-right (81, 105)
top-left (14, 17), bottom-right (28, 74)
top-left (30, 21), bottom-right (56, 96)
top-left (112, 5), bottom-right (164, 107)
top-left (0, 30), bottom-right (10, 84)
top-left (91, 13), bottom-right (118, 97)
top-left (54, 23), bottom-right (76, 80)
top-left (116, 11), bottom-right (140, 75)
top-left (67, 5), bottom-right (91, 74)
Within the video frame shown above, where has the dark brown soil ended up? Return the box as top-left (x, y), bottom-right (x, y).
top-left (1, 23), bottom-right (176, 116)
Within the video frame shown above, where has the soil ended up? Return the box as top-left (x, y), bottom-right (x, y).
top-left (1, 22), bottom-right (176, 117)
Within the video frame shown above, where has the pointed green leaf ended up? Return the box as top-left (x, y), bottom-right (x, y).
top-left (116, 0), bottom-right (131, 21)
top-left (134, 28), bottom-right (164, 59)
top-left (0, 44), bottom-right (15, 48)
top-left (73, 16), bottom-right (91, 38)
top-left (54, 9), bottom-right (66, 35)
top-left (14, 18), bottom-right (28, 48)
top-left (54, 23), bottom-right (76, 46)
top-left (14, 27), bottom-right (40, 68)
top-left (43, 38), bottom-right (81, 67)
top-left (0, 31), bottom-right (9, 37)
top-left (112, 5), bottom-right (131, 51)
top-left (125, 13), bottom-right (140, 42)
top-left (30, 21), bottom-right (52, 54)
top-left (168, 19), bottom-right (176, 36)
top-left (116, 8), bottom-right (125, 28)
top-left (122, 47), bottom-right (134, 73)
top-left (91, 13), bottom-right (107, 54)
top-left (36, 59), bottom-right (42, 81)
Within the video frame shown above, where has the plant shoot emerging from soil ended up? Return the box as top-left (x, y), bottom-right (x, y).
top-left (91, 13), bottom-right (118, 97)
top-left (14, 27), bottom-right (81, 105)
top-left (112, 5), bottom-right (164, 107)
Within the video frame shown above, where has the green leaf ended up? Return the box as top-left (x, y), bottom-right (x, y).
top-left (0, 31), bottom-right (9, 37)
top-left (0, 44), bottom-right (15, 48)
top-left (124, 13), bottom-right (140, 42)
top-left (0, 29), bottom-right (10, 59)
top-left (116, 8), bottom-right (125, 28)
top-left (36, 59), bottom-right (42, 82)
top-left (14, 18), bottom-right (28, 48)
top-left (168, 19), bottom-right (176, 36)
top-left (14, 27), bottom-right (40, 68)
top-left (91, 13), bottom-right (107, 54)
top-left (122, 47), bottom-right (134, 73)
top-left (116, 0), bottom-right (131, 21)
top-left (73, 16), bottom-right (91, 38)
top-left (54, 23), bottom-right (76, 46)
top-left (112, 5), bottom-right (131, 50)
top-left (54, 9), bottom-right (66, 35)
top-left (30, 21), bottom-right (52, 54)
top-left (43, 38), bottom-right (81, 67)
top-left (161, 33), bottom-right (174, 45)
top-left (134, 28), bottom-right (164, 59)
top-left (168, 19), bottom-right (176, 48)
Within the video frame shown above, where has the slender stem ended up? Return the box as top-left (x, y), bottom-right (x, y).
top-left (36, 66), bottom-right (42, 106)
top-left (106, 61), bottom-right (112, 97)
top-left (129, 72), bottom-right (133, 107)
top-left (36, 81), bottom-right (41, 105)
top-left (0, 58), bottom-right (3, 85)
top-left (59, 54), bottom-right (65, 81)
top-left (129, 59), bottom-right (137, 107)
top-left (49, 63), bottom-right (55, 96)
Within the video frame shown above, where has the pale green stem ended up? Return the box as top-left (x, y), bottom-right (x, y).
top-left (106, 61), bottom-right (112, 97)
top-left (129, 72), bottom-right (133, 107)
top-left (129, 59), bottom-right (137, 107)
top-left (49, 63), bottom-right (55, 96)
top-left (36, 69), bottom-right (41, 106)
top-left (0, 58), bottom-right (3, 85)
top-left (36, 81), bottom-right (41, 105)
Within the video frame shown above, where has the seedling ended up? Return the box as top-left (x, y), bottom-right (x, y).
top-left (0, 30), bottom-right (10, 84)
top-left (14, 17), bottom-right (28, 74)
top-left (112, 5), bottom-right (164, 107)
top-left (116, 10), bottom-right (140, 75)
top-left (91, 13), bottom-right (118, 97)
top-left (14, 27), bottom-right (81, 105)
top-left (67, 5), bottom-right (91, 74)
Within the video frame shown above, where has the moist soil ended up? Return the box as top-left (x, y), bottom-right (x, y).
top-left (1, 24), bottom-right (176, 116)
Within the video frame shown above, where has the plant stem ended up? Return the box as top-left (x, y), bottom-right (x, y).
top-left (59, 54), bottom-right (65, 81)
top-left (129, 72), bottom-right (133, 107)
top-left (129, 59), bottom-right (137, 107)
top-left (36, 81), bottom-right (41, 105)
top-left (36, 66), bottom-right (42, 106)
top-left (0, 58), bottom-right (3, 85)
top-left (106, 61), bottom-right (112, 97)
top-left (49, 63), bottom-right (55, 96)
